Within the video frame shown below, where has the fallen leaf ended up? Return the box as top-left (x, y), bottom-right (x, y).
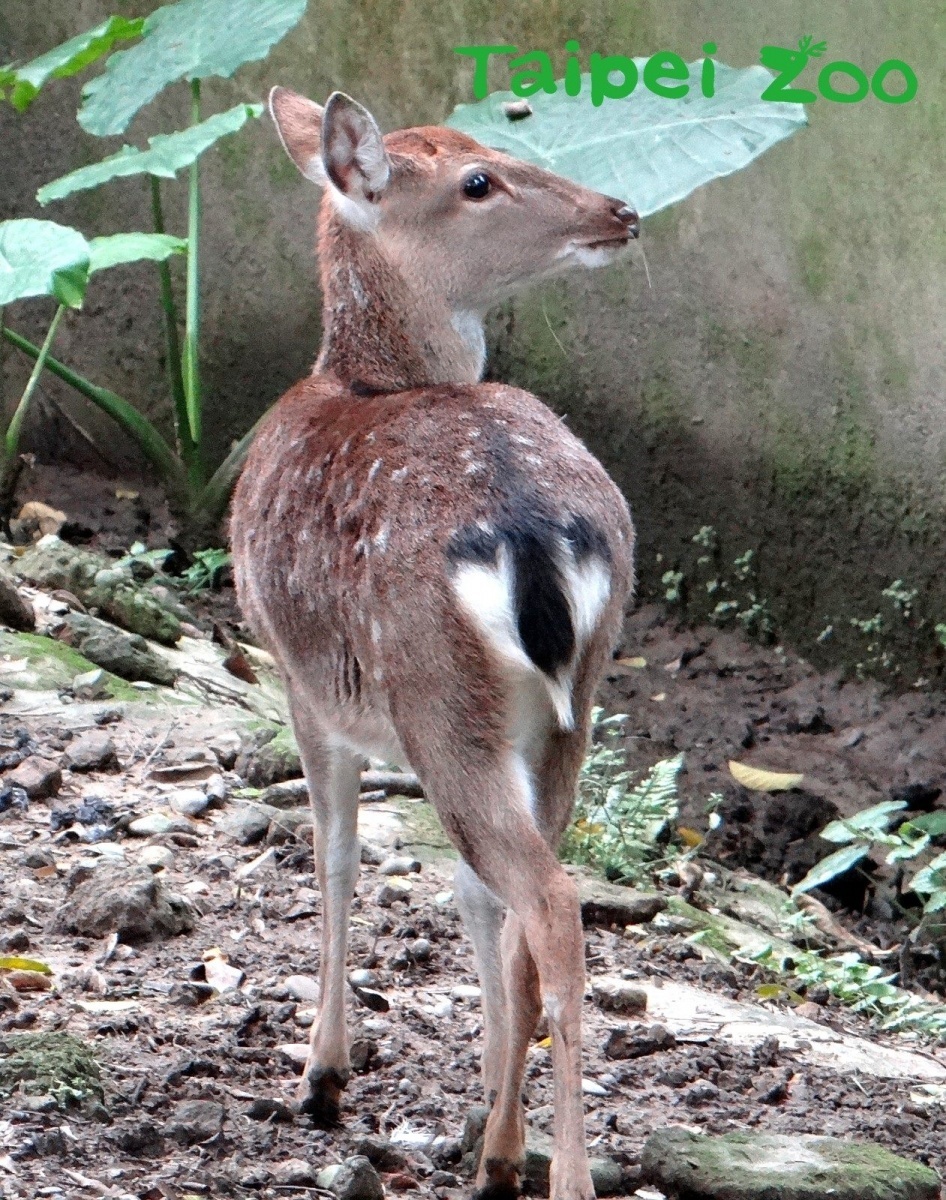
top-left (677, 826), bottom-right (704, 848)
top-left (0, 956), bottom-right (52, 974)
top-left (650, 692), bottom-right (667, 702)
top-left (615, 656), bottom-right (647, 669)
top-left (114, 488), bottom-right (139, 500)
top-left (76, 999), bottom-right (139, 1014)
top-left (533, 1036), bottom-right (552, 1049)
top-left (728, 760), bottom-right (804, 792)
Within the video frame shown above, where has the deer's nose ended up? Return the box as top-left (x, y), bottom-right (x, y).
top-left (613, 203), bottom-right (640, 239)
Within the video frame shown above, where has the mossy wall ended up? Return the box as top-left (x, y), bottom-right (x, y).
top-left (1, 1), bottom-right (945, 674)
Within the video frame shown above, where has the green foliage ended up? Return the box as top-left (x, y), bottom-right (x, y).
top-left (0, 2), bottom-right (305, 546)
top-left (750, 944), bottom-right (946, 1037)
top-left (0, 220), bottom-right (90, 308)
top-left (78, 0), bottom-right (307, 136)
top-left (180, 547), bottom-right (231, 594)
top-left (560, 708), bottom-right (684, 885)
top-left (38, 105), bottom-right (264, 204)
top-left (793, 799), bottom-right (946, 922)
top-left (0, 16), bottom-right (144, 111)
top-left (447, 61), bottom-right (808, 219)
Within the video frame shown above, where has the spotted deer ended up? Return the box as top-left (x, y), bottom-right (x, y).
top-left (230, 87), bottom-right (639, 1200)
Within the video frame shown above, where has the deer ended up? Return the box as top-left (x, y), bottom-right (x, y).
top-left (230, 86), bottom-right (639, 1200)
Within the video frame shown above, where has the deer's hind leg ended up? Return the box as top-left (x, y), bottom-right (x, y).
top-left (287, 684), bottom-right (362, 1125)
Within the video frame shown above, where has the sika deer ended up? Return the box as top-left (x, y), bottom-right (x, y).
top-left (231, 88), bottom-right (639, 1200)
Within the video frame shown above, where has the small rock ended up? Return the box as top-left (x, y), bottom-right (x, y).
top-left (379, 855), bottom-right (421, 876)
top-left (220, 802), bottom-right (281, 845)
top-left (579, 878), bottom-right (667, 927)
top-left (204, 773), bottom-right (229, 806)
top-left (641, 1127), bottom-right (942, 1200)
top-left (65, 731), bottom-right (117, 772)
top-left (354, 1136), bottom-right (411, 1172)
top-left (273, 1158), bottom-right (317, 1186)
top-left (259, 778), bottom-right (310, 808)
top-left (377, 879), bottom-right (412, 907)
top-left (603, 1023), bottom-right (676, 1059)
top-left (350, 1038), bottom-right (376, 1072)
top-left (592, 977), bottom-right (648, 1015)
top-left (349, 968), bottom-right (379, 988)
top-left (685, 1080), bottom-right (721, 1106)
top-left (519, 1128), bottom-right (622, 1196)
top-left (72, 668), bottom-right (109, 700)
top-left (54, 863), bottom-right (195, 940)
top-left (321, 1155), bottom-right (384, 1200)
top-left (6, 756), bottom-right (62, 799)
top-left (128, 812), bottom-right (191, 837)
top-left (139, 845), bottom-right (176, 871)
top-left (451, 984), bottom-right (481, 1001)
top-left (22, 848), bottom-right (55, 870)
top-left (360, 839), bottom-right (387, 866)
top-left (286, 974), bottom-right (320, 1003)
top-left (59, 612), bottom-right (177, 686)
top-left (582, 1078), bottom-right (609, 1096)
top-left (164, 1099), bottom-right (224, 1145)
top-left (0, 567), bottom-right (35, 630)
top-left (246, 1097), bottom-right (295, 1123)
top-left (168, 788), bottom-right (210, 818)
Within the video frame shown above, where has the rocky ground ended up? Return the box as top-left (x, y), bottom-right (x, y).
top-left (0, 494), bottom-right (944, 1198)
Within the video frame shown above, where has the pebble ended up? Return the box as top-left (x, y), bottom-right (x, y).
top-left (168, 789), bottom-right (209, 817)
top-left (379, 855), bottom-right (421, 876)
top-left (603, 1023), bottom-right (676, 1060)
top-left (285, 974), bottom-right (320, 1003)
top-left (6, 756), bottom-right (62, 799)
top-left (350, 968), bottom-right (379, 988)
top-left (582, 1078), bottom-right (609, 1096)
top-left (376, 879), bottom-right (412, 907)
top-left (64, 731), bottom-right (117, 772)
top-left (164, 1099), bottom-right (224, 1145)
top-left (592, 977), bottom-right (648, 1015)
top-left (272, 1159), bottom-right (317, 1186)
top-left (427, 998), bottom-right (454, 1019)
top-left (72, 668), bottom-right (109, 700)
top-left (434, 890), bottom-right (454, 906)
top-left (451, 984), bottom-right (481, 1001)
top-left (139, 845), bottom-right (175, 871)
top-left (204, 773), bottom-right (229, 805)
top-left (319, 1156), bottom-right (384, 1200)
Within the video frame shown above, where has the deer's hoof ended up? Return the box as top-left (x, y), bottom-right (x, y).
top-left (473, 1158), bottom-right (521, 1200)
top-left (296, 1065), bottom-right (349, 1127)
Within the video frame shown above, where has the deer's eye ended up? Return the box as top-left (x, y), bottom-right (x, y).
top-left (463, 172), bottom-right (492, 200)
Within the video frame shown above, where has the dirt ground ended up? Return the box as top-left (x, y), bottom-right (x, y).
top-left (1, 465), bottom-right (945, 1198)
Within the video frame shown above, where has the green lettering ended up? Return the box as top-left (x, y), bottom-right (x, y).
top-left (643, 52), bottom-right (690, 98)
top-left (589, 53), bottom-right (638, 107)
top-left (453, 45), bottom-right (517, 100)
top-left (701, 43), bottom-right (717, 98)
top-left (509, 50), bottom-right (557, 98)
top-left (871, 58), bottom-right (918, 104)
top-left (564, 39), bottom-right (582, 97)
top-left (759, 45), bottom-right (817, 103)
top-left (818, 60), bottom-right (869, 103)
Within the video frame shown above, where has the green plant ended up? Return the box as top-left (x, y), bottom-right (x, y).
top-left (0, 0), bottom-right (306, 547)
top-left (560, 707), bottom-right (685, 885)
top-left (793, 799), bottom-right (946, 918)
top-left (180, 547), bottom-right (231, 595)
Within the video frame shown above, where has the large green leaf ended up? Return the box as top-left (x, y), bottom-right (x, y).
top-left (0, 220), bottom-right (90, 308)
top-left (38, 104), bottom-right (263, 204)
top-left (0, 16), bottom-right (144, 112)
top-left (820, 800), bottom-right (908, 844)
top-left (792, 844), bottom-right (870, 896)
top-left (447, 61), bottom-right (808, 218)
top-left (88, 232), bottom-right (187, 273)
top-left (78, 0), bottom-right (307, 136)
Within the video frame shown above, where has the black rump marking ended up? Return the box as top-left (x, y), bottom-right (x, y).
top-left (448, 508), bottom-right (609, 679)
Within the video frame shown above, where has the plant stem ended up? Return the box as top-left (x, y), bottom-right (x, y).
top-left (150, 176), bottom-right (191, 466)
top-left (1, 324), bottom-right (186, 499)
top-left (5, 304), bottom-right (65, 460)
top-left (183, 77), bottom-right (203, 480)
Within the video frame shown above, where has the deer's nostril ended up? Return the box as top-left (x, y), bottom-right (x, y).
top-left (615, 204), bottom-right (641, 238)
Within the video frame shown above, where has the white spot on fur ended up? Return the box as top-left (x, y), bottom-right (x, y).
top-left (373, 524), bottom-right (389, 551)
top-left (328, 182), bottom-right (381, 232)
top-left (391, 466), bottom-right (409, 483)
top-left (348, 265), bottom-right (368, 308)
top-left (368, 457), bottom-right (383, 482)
top-left (339, 439), bottom-right (352, 457)
top-left (513, 434), bottom-right (536, 447)
top-left (371, 619), bottom-right (382, 645)
top-left (464, 462), bottom-right (485, 476)
top-left (560, 551), bottom-right (611, 643)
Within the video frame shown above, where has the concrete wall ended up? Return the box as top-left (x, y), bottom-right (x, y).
top-left (1, 1), bottom-right (944, 675)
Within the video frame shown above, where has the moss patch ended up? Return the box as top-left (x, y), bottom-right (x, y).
top-left (0, 1033), bottom-right (103, 1107)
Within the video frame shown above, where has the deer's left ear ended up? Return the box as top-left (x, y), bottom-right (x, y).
top-left (268, 87), bottom-right (328, 186)
top-left (321, 91), bottom-right (390, 203)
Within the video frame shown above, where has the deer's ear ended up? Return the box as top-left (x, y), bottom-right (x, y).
top-left (269, 86), bottom-right (328, 186)
top-left (320, 91), bottom-right (390, 203)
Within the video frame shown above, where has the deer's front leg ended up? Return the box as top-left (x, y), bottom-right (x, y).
top-left (289, 698), bottom-right (362, 1124)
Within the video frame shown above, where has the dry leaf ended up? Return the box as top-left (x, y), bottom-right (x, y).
top-left (728, 760), bottom-right (804, 792)
top-left (677, 826), bottom-right (704, 848)
top-left (0, 956), bottom-right (52, 974)
top-left (114, 488), bottom-right (139, 500)
top-left (615, 656), bottom-right (647, 669)
top-left (76, 999), bottom-right (139, 1013)
top-left (650, 692), bottom-right (667, 702)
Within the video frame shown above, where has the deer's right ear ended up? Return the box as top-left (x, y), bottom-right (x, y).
top-left (269, 86), bottom-right (328, 186)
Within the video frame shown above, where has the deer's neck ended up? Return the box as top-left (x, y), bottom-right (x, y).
top-left (314, 214), bottom-right (485, 393)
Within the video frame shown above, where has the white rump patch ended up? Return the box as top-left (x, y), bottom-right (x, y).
top-left (560, 552), bottom-right (611, 643)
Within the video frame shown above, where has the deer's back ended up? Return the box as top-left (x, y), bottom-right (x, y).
top-left (231, 375), bottom-right (634, 752)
